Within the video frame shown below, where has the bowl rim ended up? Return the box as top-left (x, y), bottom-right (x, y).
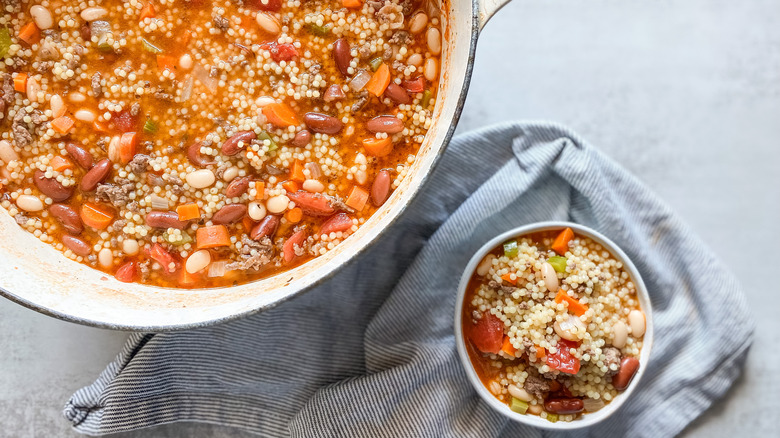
top-left (453, 221), bottom-right (654, 430)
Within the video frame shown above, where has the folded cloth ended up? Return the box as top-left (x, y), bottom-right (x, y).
top-left (64, 122), bottom-right (753, 437)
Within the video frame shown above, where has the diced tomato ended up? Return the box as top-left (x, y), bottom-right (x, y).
top-left (148, 243), bottom-right (178, 273)
top-left (262, 42), bottom-right (298, 62)
top-left (319, 213), bottom-right (352, 235)
top-left (282, 229), bottom-right (307, 263)
top-left (546, 339), bottom-right (581, 375)
top-left (468, 311), bottom-right (504, 354)
top-left (115, 261), bottom-right (138, 283)
top-left (246, 0), bottom-right (282, 11)
top-left (287, 190), bottom-right (335, 216)
top-left (112, 110), bottom-right (138, 133)
top-left (403, 77), bottom-right (425, 93)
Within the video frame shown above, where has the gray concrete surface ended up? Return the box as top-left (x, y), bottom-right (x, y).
top-left (1, 0), bottom-right (777, 436)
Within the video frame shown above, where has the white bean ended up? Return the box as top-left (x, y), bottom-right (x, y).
top-left (266, 195), bottom-right (289, 214)
top-left (186, 169), bottom-right (215, 189)
top-left (178, 54), bottom-right (193, 70)
top-left (409, 12), bottom-right (428, 34)
top-left (255, 12), bottom-right (280, 35)
top-left (255, 96), bottom-right (275, 107)
top-left (354, 169), bottom-right (367, 185)
top-left (80, 7), bottom-right (108, 22)
top-left (107, 135), bottom-right (121, 162)
top-left (74, 109), bottom-right (97, 122)
top-left (0, 140), bottom-right (19, 163)
top-left (612, 320), bottom-right (628, 348)
top-left (476, 255), bottom-right (494, 276)
top-left (426, 28), bottom-right (442, 55)
top-left (185, 249), bottom-right (211, 274)
top-left (528, 404), bottom-right (543, 415)
top-left (30, 6), bottom-right (54, 30)
top-left (26, 77), bottom-right (40, 103)
top-left (247, 201), bottom-right (267, 221)
top-left (508, 384), bottom-right (533, 402)
top-left (424, 58), bottom-right (438, 82)
top-left (50, 94), bottom-right (65, 118)
top-left (302, 179), bottom-right (325, 193)
top-left (222, 166), bottom-right (238, 182)
top-left (122, 239), bottom-right (139, 256)
top-left (628, 309), bottom-right (646, 337)
top-left (407, 53), bottom-right (423, 66)
top-left (16, 195), bottom-right (43, 212)
top-left (541, 262), bottom-right (559, 292)
top-left (98, 248), bottom-right (114, 268)
top-left (68, 92), bottom-right (86, 103)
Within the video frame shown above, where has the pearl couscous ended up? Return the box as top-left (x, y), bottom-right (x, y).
top-left (0, 0), bottom-right (444, 287)
top-left (462, 227), bottom-right (646, 422)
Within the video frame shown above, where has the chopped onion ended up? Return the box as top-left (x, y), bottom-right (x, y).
top-left (208, 260), bottom-right (228, 278)
top-left (193, 64), bottom-right (218, 93)
top-left (349, 69), bottom-right (371, 92)
top-left (89, 20), bottom-right (111, 39)
top-left (181, 75), bottom-right (194, 102)
top-left (554, 314), bottom-right (586, 341)
top-left (582, 398), bottom-right (605, 412)
top-left (305, 162), bottom-right (322, 179)
top-left (150, 194), bottom-right (169, 210)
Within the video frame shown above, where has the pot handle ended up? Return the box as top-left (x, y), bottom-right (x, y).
top-left (477, 0), bottom-right (512, 29)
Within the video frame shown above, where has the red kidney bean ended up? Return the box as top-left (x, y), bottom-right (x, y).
top-left (544, 398), bottom-right (584, 415)
top-left (80, 158), bottom-right (111, 191)
top-left (62, 235), bottom-right (91, 257)
top-left (65, 143), bottom-right (94, 169)
top-left (187, 142), bottom-right (215, 167)
top-left (319, 213), bottom-right (352, 235)
top-left (49, 203), bottom-right (83, 235)
top-left (290, 130), bottom-right (311, 147)
top-left (303, 112), bottom-right (343, 135)
top-left (34, 170), bottom-right (73, 201)
top-left (221, 131), bottom-right (257, 156)
top-left (225, 177), bottom-right (250, 198)
top-left (366, 116), bottom-right (404, 134)
top-left (145, 211), bottom-right (186, 229)
top-left (250, 215), bottom-right (280, 240)
top-left (287, 191), bottom-right (335, 216)
top-left (612, 357), bottom-right (640, 390)
top-left (323, 84), bottom-right (346, 102)
top-left (371, 170), bottom-right (391, 207)
top-left (333, 38), bottom-right (351, 76)
top-left (384, 83), bottom-right (411, 104)
top-left (212, 203), bottom-right (247, 224)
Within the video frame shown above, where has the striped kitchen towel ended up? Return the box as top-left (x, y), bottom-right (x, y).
top-left (64, 122), bottom-right (753, 437)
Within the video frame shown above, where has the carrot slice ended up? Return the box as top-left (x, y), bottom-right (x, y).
top-left (51, 116), bottom-right (75, 134)
top-left (176, 203), bottom-right (201, 221)
top-left (13, 73), bottom-right (27, 93)
top-left (342, 0), bottom-right (363, 8)
top-left (196, 225), bottom-right (231, 249)
top-left (501, 273), bottom-right (518, 285)
top-left (50, 156), bottom-right (73, 172)
top-left (365, 63), bottom-right (391, 97)
top-left (285, 207), bottom-right (303, 223)
top-left (118, 132), bottom-right (138, 164)
top-left (178, 269), bottom-right (200, 287)
top-left (501, 336), bottom-right (518, 357)
top-left (345, 185), bottom-right (368, 211)
top-left (18, 22), bottom-right (39, 45)
top-left (362, 137), bottom-right (393, 157)
top-left (139, 2), bottom-right (156, 21)
top-left (254, 181), bottom-right (265, 199)
top-left (290, 160), bottom-right (305, 182)
top-left (242, 216), bottom-right (255, 231)
top-left (535, 346), bottom-right (546, 358)
top-left (80, 203), bottom-right (115, 230)
top-left (93, 120), bottom-right (110, 133)
top-left (262, 102), bottom-right (299, 128)
top-left (554, 290), bottom-right (589, 316)
top-left (282, 180), bottom-right (299, 192)
top-left (552, 227), bottom-right (574, 255)
top-left (156, 54), bottom-right (177, 72)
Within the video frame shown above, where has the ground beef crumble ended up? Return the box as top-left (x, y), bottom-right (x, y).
top-left (226, 236), bottom-right (274, 271)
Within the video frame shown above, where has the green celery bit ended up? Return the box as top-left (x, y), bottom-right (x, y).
top-left (258, 130), bottom-right (278, 151)
top-left (143, 119), bottom-right (158, 134)
top-left (163, 231), bottom-right (192, 246)
top-left (421, 89), bottom-right (432, 108)
top-left (0, 27), bottom-right (11, 58)
top-left (503, 240), bottom-right (518, 258)
top-left (369, 57), bottom-right (383, 71)
top-left (546, 413), bottom-right (559, 423)
top-left (548, 256), bottom-right (568, 273)
top-left (305, 23), bottom-right (331, 37)
top-left (510, 398), bottom-right (528, 414)
top-left (142, 38), bottom-right (162, 54)
top-left (97, 35), bottom-right (113, 52)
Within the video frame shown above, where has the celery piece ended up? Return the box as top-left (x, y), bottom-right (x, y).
top-left (305, 23), bottom-right (330, 37)
top-left (548, 256), bottom-right (568, 273)
top-left (143, 119), bottom-right (158, 135)
top-left (546, 413), bottom-right (559, 423)
top-left (369, 57), bottom-right (383, 72)
top-left (510, 398), bottom-right (528, 414)
top-left (142, 38), bottom-right (162, 54)
top-left (258, 130), bottom-right (278, 152)
top-left (0, 28), bottom-right (11, 58)
top-left (163, 231), bottom-right (192, 246)
top-left (503, 240), bottom-right (518, 258)
top-left (421, 89), bottom-right (432, 108)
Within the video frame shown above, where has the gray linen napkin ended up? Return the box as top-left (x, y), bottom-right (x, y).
top-left (64, 122), bottom-right (753, 437)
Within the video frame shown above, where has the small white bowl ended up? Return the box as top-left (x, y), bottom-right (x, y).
top-left (454, 221), bottom-right (654, 430)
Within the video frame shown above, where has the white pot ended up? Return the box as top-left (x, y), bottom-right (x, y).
top-left (0, 0), bottom-right (512, 330)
